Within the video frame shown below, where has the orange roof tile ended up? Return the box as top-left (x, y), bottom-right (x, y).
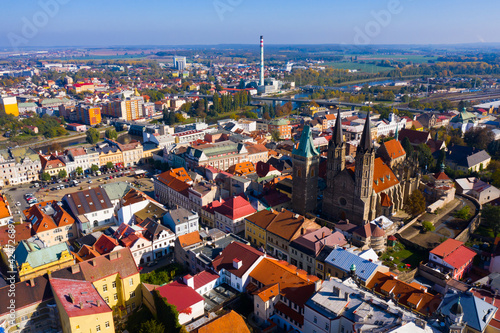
top-left (382, 139), bottom-right (406, 160)
top-left (196, 310), bottom-right (250, 333)
top-left (177, 231), bottom-right (202, 248)
top-left (0, 194), bottom-right (11, 219)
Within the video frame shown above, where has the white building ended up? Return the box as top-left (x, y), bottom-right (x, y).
top-left (373, 113), bottom-right (407, 138)
top-left (163, 207), bottom-right (199, 236)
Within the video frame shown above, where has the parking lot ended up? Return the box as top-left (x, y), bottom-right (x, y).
top-left (2, 166), bottom-right (155, 222)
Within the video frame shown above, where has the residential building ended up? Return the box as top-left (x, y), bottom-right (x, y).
top-left (63, 188), bottom-right (115, 234)
top-left (352, 222), bottom-right (387, 252)
top-left (0, 147), bottom-right (41, 186)
top-left (51, 278), bottom-right (114, 333)
top-left (106, 139), bottom-right (143, 167)
top-left (212, 241), bottom-right (266, 292)
top-left (116, 187), bottom-right (163, 225)
top-left (174, 230), bottom-right (203, 268)
top-left (249, 257), bottom-right (320, 332)
top-left (114, 223), bottom-right (153, 265)
top-left (427, 238), bottom-right (476, 280)
top-left (446, 145), bottom-right (491, 172)
top-left (323, 247), bottom-right (389, 285)
top-left (23, 201), bottom-right (77, 246)
top-left (245, 143), bottom-right (269, 164)
top-left (76, 234), bottom-right (119, 261)
top-left (76, 104), bottom-right (101, 126)
top-left (214, 195), bottom-right (256, 234)
top-left (40, 153), bottom-right (67, 178)
top-left (66, 147), bottom-right (99, 172)
top-left (101, 95), bottom-right (144, 121)
top-left (66, 123), bottom-right (87, 132)
top-left (193, 310), bottom-right (251, 333)
top-left (96, 143), bottom-right (123, 168)
top-left (139, 217), bottom-right (175, 259)
top-left (73, 82), bottom-right (95, 94)
top-left (163, 207), bottom-right (199, 236)
top-left (289, 227), bottom-right (347, 276)
top-left (185, 141), bottom-right (249, 169)
top-left (13, 240), bottom-right (74, 282)
top-left (77, 248), bottom-right (142, 318)
top-left (0, 192), bottom-right (12, 226)
top-left (154, 280), bottom-right (205, 325)
top-left (0, 96), bottom-right (19, 116)
top-left (268, 119), bottom-right (292, 139)
top-left (154, 167), bottom-right (193, 209)
top-left (455, 177), bottom-right (500, 204)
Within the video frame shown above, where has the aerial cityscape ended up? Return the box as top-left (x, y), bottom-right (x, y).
top-left (1, 1), bottom-right (500, 333)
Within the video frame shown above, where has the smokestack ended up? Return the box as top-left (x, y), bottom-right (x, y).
top-left (260, 35), bottom-right (264, 86)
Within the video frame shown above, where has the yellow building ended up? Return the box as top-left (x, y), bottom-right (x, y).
top-left (0, 96), bottom-right (19, 116)
top-left (51, 278), bottom-right (115, 333)
top-left (245, 209), bottom-right (275, 248)
top-left (40, 153), bottom-right (67, 178)
top-left (12, 240), bottom-right (74, 282)
top-left (77, 248), bottom-right (142, 318)
top-left (98, 145), bottom-right (123, 167)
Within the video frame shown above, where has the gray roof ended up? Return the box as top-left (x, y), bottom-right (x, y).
top-left (467, 150), bottom-right (491, 168)
top-left (439, 291), bottom-right (497, 332)
top-left (165, 207), bottom-right (197, 225)
top-left (324, 247), bottom-right (381, 282)
top-left (100, 182), bottom-right (131, 201)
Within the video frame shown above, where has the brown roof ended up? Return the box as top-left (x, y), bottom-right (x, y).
top-left (249, 258), bottom-right (319, 307)
top-left (0, 223), bottom-right (32, 247)
top-left (24, 201), bottom-right (75, 233)
top-left (245, 209), bottom-right (279, 230)
top-left (195, 310), bottom-right (250, 333)
top-left (398, 129), bottom-right (430, 145)
top-left (382, 139), bottom-right (406, 160)
top-left (353, 223), bottom-right (386, 238)
top-left (265, 209), bottom-right (321, 242)
top-left (64, 188), bottom-right (113, 216)
top-left (78, 248), bottom-right (139, 281)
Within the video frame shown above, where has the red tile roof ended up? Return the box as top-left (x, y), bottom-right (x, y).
top-left (156, 280), bottom-right (204, 313)
top-left (212, 242), bottom-right (264, 278)
top-left (442, 245), bottom-right (476, 269)
top-left (382, 139), bottom-right (406, 160)
top-left (215, 196), bottom-right (256, 220)
top-left (430, 238), bottom-right (464, 258)
top-left (177, 231), bottom-right (202, 248)
top-left (192, 270), bottom-right (219, 290)
top-left (50, 278), bottom-right (112, 318)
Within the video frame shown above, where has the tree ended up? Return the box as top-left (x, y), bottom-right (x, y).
top-left (271, 130), bottom-right (281, 142)
top-left (139, 320), bottom-right (165, 333)
top-left (417, 143), bottom-right (434, 171)
top-left (76, 167), bottom-right (83, 175)
top-left (58, 169), bottom-right (67, 179)
top-left (90, 164), bottom-right (99, 173)
top-left (464, 127), bottom-right (495, 150)
top-left (41, 172), bottom-right (51, 182)
top-left (422, 221), bottom-right (435, 233)
top-left (153, 290), bottom-right (184, 333)
top-left (106, 162), bottom-right (114, 169)
top-left (401, 137), bottom-right (414, 155)
top-left (86, 128), bottom-right (100, 144)
top-left (404, 190), bottom-right (426, 216)
top-left (105, 128), bottom-right (118, 140)
top-left (482, 205), bottom-right (500, 237)
top-left (454, 206), bottom-right (471, 220)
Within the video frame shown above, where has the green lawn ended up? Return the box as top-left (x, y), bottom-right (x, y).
top-left (140, 263), bottom-right (186, 286)
top-left (474, 224), bottom-right (498, 238)
top-left (380, 243), bottom-right (426, 271)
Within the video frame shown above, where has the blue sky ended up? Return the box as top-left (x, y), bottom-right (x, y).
top-left (0, 0), bottom-right (498, 48)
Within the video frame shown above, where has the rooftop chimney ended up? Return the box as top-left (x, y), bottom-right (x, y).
top-left (79, 301), bottom-right (83, 309)
top-left (29, 278), bottom-right (35, 287)
top-left (183, 274), bottom-right (194, 289)
top-left (69, 293), bottom-right (74, 303)
top-left (233, 258), bottom-right (243, 270)
top-left (97, 299), bottom-right (101, 307)
top-left (71, 264), bottom-right (80, 274)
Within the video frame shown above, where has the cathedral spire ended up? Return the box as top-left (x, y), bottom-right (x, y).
top-left (332, 109), bottom-right (343, 146)
top-left (358, 111), bottom-right (372, 153)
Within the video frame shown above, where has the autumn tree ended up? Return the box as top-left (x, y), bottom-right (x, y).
top-left (404, 190), bottom-right (426, 216)
top-left (464, 127), bottom-right (494, 150)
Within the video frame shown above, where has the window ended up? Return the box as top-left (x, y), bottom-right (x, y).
top-left (96, 325), bottom-right (101, 332)
top-left (105, 296), bottom-right (109, 303)
top-left (129, 278), bottom-right (134, 286)
top-left (114, 293), bottom-right (118, 301)
top-left (103, 284), bottom-right (107, 292)
top-left (313, 316), bottom-right (317, 324)
top-left (132, 302), bottom-right (136, 310)
top-left (105, 321), bottom-right (110, 328)
top-left (130, 291), bottom-right (136, 298)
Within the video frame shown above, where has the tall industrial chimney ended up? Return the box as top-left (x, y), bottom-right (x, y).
top-left (260, 35), bottom-right (264, 86)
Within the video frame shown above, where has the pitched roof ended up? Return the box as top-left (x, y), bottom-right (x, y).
top-left (290, 228), bottom-right (346, 257)
top-left (358, 113), bottom-right (372, 153)
top-left (332, 109), bottom-right (343, 146)
top-left (212, 242), bottom-right (264, 278)
top-left (353, 223), bottom-right (386, 238)
top-left (64, 188), bottom-right (113, 216)
top-left (215, 196), bottom-right (256, 220)
top-left (372, 158), bottom-right (400, 193)
top-left (430, 238), bottom-right (464, 258)
top-left (156, 280), bottom-right (204, 313)
top-left (366, 271), bottom-right (441, 316)
top-left (325, 247), bottom-right (381, 282)
top-left (195, 310), bottom-right (250, 333)
top-left (0, 223), bottom-right (32, 246)
top-left (192, 270), bottom-right (219, 290)
top-left (442, 244), bottom-right (477, 269)
top-left (78, 248), bottom-right (139, 281)
top-left (265, 209), bottom-right (320, 242)
top-left (50, 278), bottom-right (112, 318)
top-left (398, 129), bottom-right (430, 145)
top-left (24, 201), bottom-right (75, 233)
top-left (92, 234), bottom-right (119, 255)
top-left (249, 257), bottom-right (319, 306)
top-left (14, 241), bottom-right (72, 269)
top-left (177, 231), bottom-right (202, 248)
top-left (382, 139), bottom-right (406, 160)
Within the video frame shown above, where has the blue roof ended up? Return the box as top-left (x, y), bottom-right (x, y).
top-left (439, 292), bottom-right (497, 332)
top-left (324, 248), bottom-right (380, 282)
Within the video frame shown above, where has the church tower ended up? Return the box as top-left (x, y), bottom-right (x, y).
top-left (292, 126), bottom-right (320, 215)
top-left (326, 109), bottom-right (345, 181)
top-left (354, 112), bottom-right (376, 222)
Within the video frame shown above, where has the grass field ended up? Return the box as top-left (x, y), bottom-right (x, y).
top-left (352, 54), bottom-right (439, 64)
top-left (380, 242), bottom-right (426, 272)
top-left (323, 61), bottom-right (395, 73)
